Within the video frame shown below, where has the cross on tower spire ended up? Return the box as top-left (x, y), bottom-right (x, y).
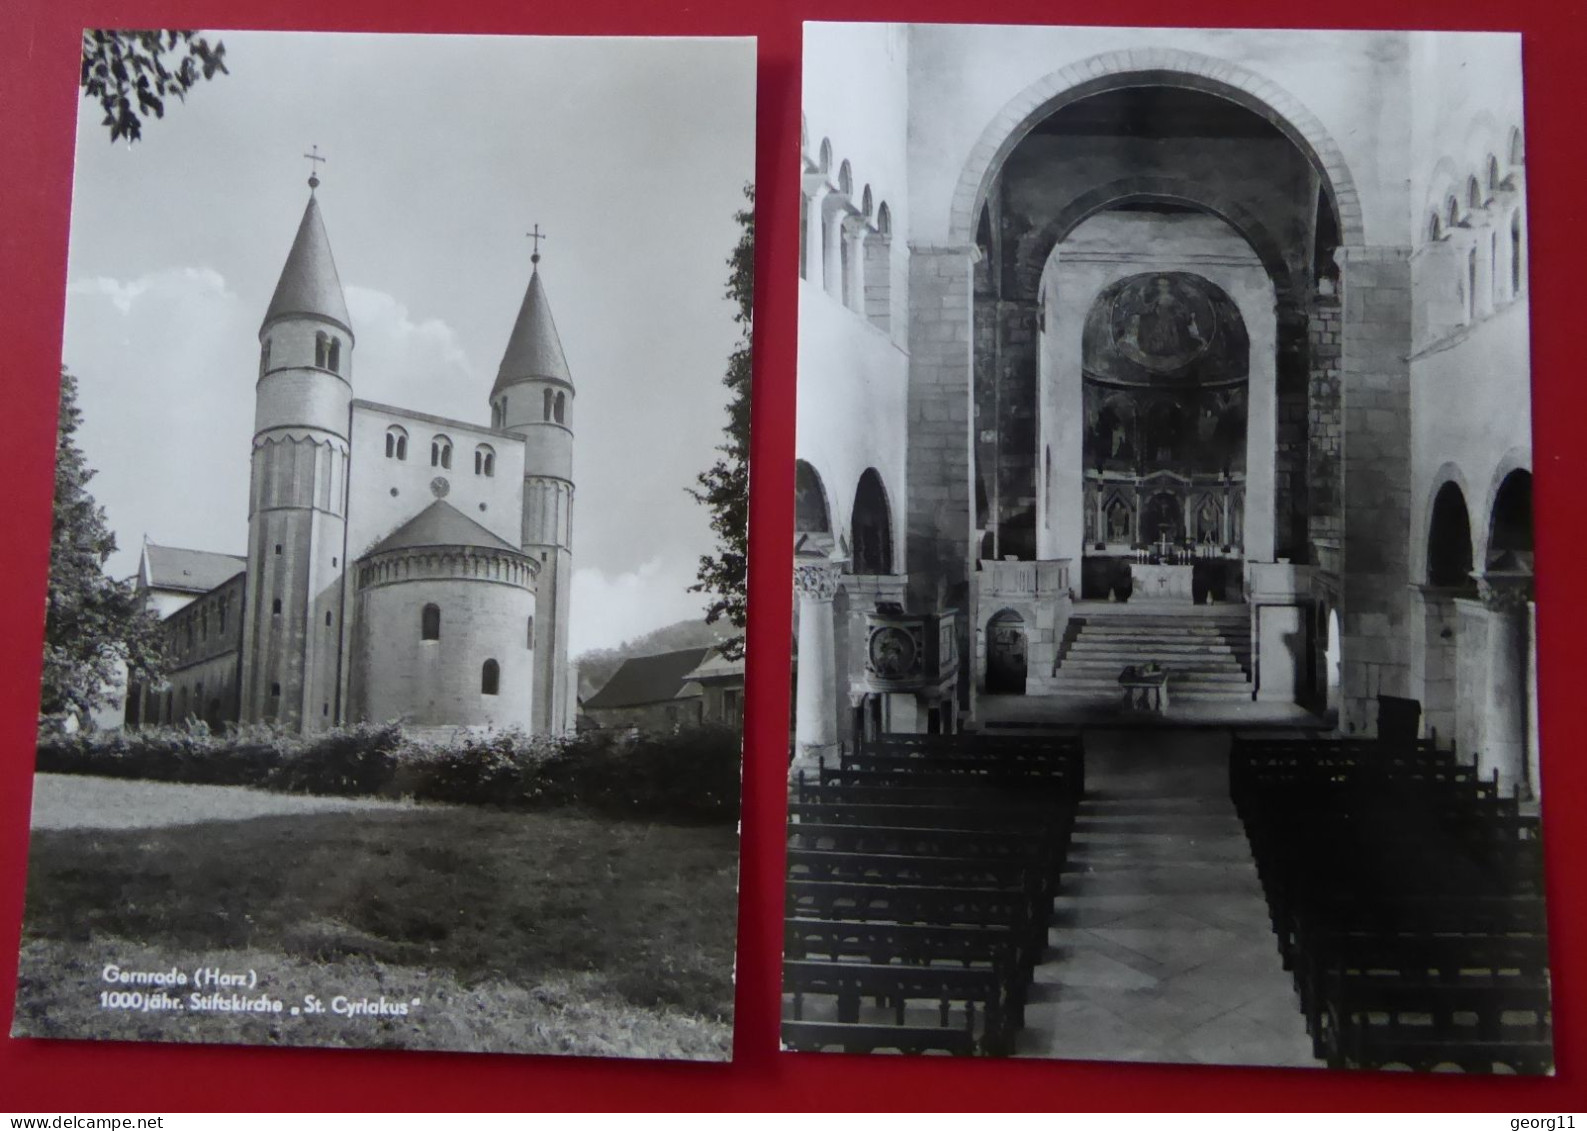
top-left (527, 223), bottom-right (547, 266)
top-left (303, 144), bottom-right (327, 191)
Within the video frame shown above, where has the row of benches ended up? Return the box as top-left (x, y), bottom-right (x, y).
top-left (781, 732), bottom-right (1084, 1055)
top-left (1231, 735), bottom-right (1552, 1074)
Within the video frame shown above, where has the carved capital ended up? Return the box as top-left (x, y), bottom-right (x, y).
top-left (1477, 572), bottom-right (1534, 613)
top-left (793, 557), bottom-right (845, 603)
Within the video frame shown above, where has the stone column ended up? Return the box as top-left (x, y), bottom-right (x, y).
top-left (842, 216), bottom-right (869, 313)
top-left (802, 176), bottom-right (830, 294)
top-left (791, 556), bottom-right (845, 781)
top-left (822, 194), bottom-right (849, 302)
top-left (1477, 574), bottom-right (1533, 797)
top-left (1335, 246), bottom-right (1414, 735)
top-left (906, 246), bottom-right (976, 611)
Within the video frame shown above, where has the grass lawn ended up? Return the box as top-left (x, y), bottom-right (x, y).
top-left (14, 775), bottom-right (739, 1059)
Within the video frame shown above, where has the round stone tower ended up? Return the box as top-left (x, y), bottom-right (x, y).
top-left (491, 243), bottom-right (575, 733)
top-left (240, 176), bottom-right (353, 731)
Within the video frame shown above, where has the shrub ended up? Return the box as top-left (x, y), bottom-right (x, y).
top-left (35, 719), bottom-right (742, 824)
top-left (268, 723), bottom-right (406, 797)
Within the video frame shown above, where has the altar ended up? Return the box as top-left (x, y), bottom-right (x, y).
top-left (1130, 562), bottom-right (1194, 603)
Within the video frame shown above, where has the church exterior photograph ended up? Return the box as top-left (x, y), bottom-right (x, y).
top-left (784, 23), bottom-right (1549, 1072)
top-left (15, 30), bottom-right (755, 1060)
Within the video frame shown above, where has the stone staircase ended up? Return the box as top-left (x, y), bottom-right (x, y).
top-left (1041, 605), bottom-right (1253, 706)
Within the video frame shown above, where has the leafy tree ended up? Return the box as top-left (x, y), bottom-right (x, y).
top-left (40, 369), bottom-right (166, 727)
top-left (81, 30), bottom-right (228, 144)
top-left (688, 184), bottom-right (754, 660)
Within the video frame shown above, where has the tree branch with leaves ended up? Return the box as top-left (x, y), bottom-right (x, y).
top-left (40, 370), bottom-right (166, 727)
top-left (688, 185), bottom-right (754, 661)
top-left (81, 30), bottom-right (228, 144)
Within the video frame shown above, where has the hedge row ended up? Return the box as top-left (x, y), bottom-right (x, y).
top-left (35, 722), bottom-right (742, 824)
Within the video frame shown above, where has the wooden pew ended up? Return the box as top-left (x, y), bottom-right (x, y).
top-left (783, 958), bottom-right (1020, 1053)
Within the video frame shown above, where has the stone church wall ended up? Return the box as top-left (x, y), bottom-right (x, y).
top-left (803, 21), bottom-right (911, 349)
top-left (904, 26), bottom-right (1411, 247)
top-left (350, 573), bottom-right (534, 730)
top-left (795, 286), bottom-right (910, 569)
top-left (345, 402), bottom-right (527, 560)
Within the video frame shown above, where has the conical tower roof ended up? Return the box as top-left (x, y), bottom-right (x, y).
top-left (262, 192), bottom-right (352, 336)
top-left (493, 263), bottom-right (572, 398)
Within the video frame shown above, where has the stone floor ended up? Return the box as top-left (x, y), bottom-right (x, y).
top-left (1016, 729), bottom-right (1324, 1068)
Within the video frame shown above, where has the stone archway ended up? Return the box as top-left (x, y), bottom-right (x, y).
top-left (948, 49), bottom-right (1365, 248)
top-left (985, 609), bottom-right (1028, 695)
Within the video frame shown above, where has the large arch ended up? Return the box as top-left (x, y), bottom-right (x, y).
top-left (948, 50), bottom-right (1365, 249)
top-left (1021, 176), bottom-right (1298, 298)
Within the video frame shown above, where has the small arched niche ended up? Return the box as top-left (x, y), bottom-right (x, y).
top-left (850, 468), bottom-right (893, 574)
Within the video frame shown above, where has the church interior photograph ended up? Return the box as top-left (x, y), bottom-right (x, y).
top-left (784, 22), bottom-right (1548, 1071)
top-left (14, 29), bottom-right (755, 1060)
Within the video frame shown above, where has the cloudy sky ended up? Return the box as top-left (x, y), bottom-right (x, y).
top-left (62, 32), bottom-right (755, 656)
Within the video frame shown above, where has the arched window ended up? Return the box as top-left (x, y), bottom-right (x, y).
top-left (1427, 481), bottom-right (1475, 590)
top-left (861, 183), bottom-right (873, 219)
top-left (481, 659), bottom-right (500, 696)
top-left (818, 137), bottom-right (832, 175)
top-left (475, 444), bottom-right (495, 477)
top-left (837, 159), bottom-right (853, 197)
top-left (315, 332), bottom-right (329, 368)
top-left (327, 337), bottom-right (341, 374)
top-left (1487, 154), bottom-right (1501, 193)
top-left (421, 603), bottom-right (441, 641)
top-left (1428, 211), bottom-right (1442, 242)
top-left (271, 682), bottom-right (281, 698)
top-left (431, 435), bottom-right (452, 469)
top-left (260, 338), bottom-right (271, 378)
top-left (553, 392), bottom-right (566, 424)
top-left (544, 388), bottom-right (555, 421)
top-left (795, 460), bottom-right (832, 535)
top-left (271, 598), bottom-right (282, 615)
top-left (1447, 196), bottom-right (1461, 229)
top-left (1509, 126), bottom-right (1525, 167)
top-left (851, 469), bottom-right (893, 574)
top-left (1467, 175), bottom-right (1482, 211)
top-left (526, 615), bottom-right (535, 648)
top-left (325, 611), bottom-right (333, 626)
top-left (385, 426), bottom-right (408, 460)
top-left (799, 192), bottom-right (809, 280)
top-left (1511, 211), bottom-right (1523, 295)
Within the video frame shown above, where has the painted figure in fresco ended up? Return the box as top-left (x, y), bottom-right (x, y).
top-left (1125, 276), bottom-right (1205, 358)
top-left (1107, 498), bottom-right (1132, 543)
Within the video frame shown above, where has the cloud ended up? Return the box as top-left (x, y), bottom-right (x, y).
top-left (570, 557), bottom-right (709, 655)
top-left (344, 286), bottom-right (482, 419)
top-left (67, 266), bottom-right (230, 315)
top-left (62, 266), bottom-right (255, 579)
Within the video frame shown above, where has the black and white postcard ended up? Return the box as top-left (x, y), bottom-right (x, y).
top-left (784, 22), bottom-right (1548, 1073)
top-left (15, 30), bottom-right (755, 1059)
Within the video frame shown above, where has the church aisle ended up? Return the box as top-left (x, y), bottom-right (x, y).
top-left (1016, 729), bottom-right (1321, 1067)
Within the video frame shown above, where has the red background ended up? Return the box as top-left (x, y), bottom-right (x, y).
top-left (1, 0), bottom-right (1583, 1112)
